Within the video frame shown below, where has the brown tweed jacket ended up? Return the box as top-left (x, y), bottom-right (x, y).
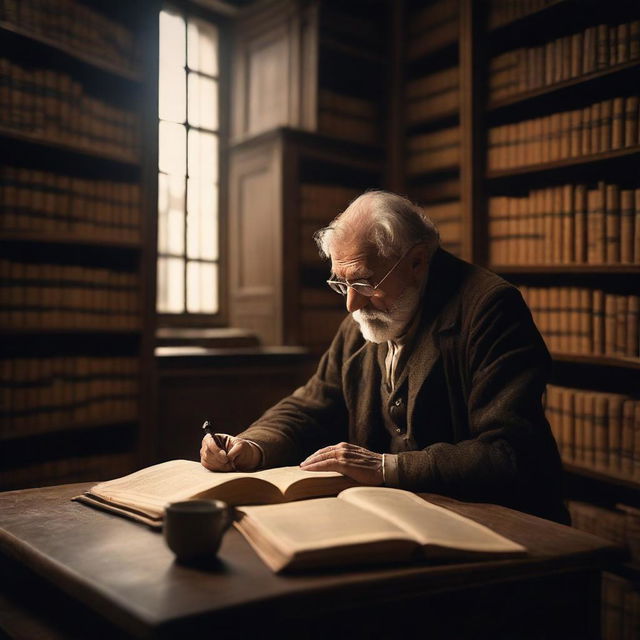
top-left (239, 248), bottom-right (569, 523)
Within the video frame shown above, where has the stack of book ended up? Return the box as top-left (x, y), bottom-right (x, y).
top-left (0, 165), bottom-right (141, 242)
top-left (489, 20), bottom-right (640, 102)
top-left (423, 200), bottom-right (461, 257)
top-left (0, 260), bottom-right (140, 329)
top-left (0, 355), bottom-right (139, 437)
top-left (0, 0), bottom-right (138, 74)
top-left (407, 126), bottom-right (460, 175)
top-left (488, 183), bottom-right (640, 265)
top-left (406, 66), bottom-right (459, 125)
top-left (545, 384), bottom-right (639, 480)
top-left (0, 58), bottom-right (140, 159)
top-left (488, 96), bottom-right (639, 170)
top-left (317, 90), bottom-right (378, 146)
top-left (520, 285), bottom-right (639, 358)
top-left (408, 0), bottom-right (458, 60)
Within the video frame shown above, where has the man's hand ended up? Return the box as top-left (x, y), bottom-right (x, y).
top-left (299, 442), bottom-right (383, 485)
top-left (200, 433), bottom-right (261, 472)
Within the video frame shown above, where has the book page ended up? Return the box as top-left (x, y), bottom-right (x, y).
top-left (252, 466), bottom-right (351, 494)
top-left (238, 497), bottom-right (416, 554)
top-left (90, 460), bottom-right (252, 507)
top-left (339, 487), bottom-right (526, 554)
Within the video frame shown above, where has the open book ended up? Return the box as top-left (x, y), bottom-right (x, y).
top-left (73, 459), bottom-right (357, 528)
top-left (235, 486), bottom-right (527, 572)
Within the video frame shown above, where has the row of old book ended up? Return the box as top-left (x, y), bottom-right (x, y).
top-left (0, 165), bottom-right (141, 242)
top-left (488, 95), bottom-right (640, 170)
top-left (490, 20), bottom-right (640, 102)
top-left (0, 451), bottom-right (135, 492)
top-left (407, 126), bottom-right (460, 175)
top-left (0, 355), bottom-right (139, 438)
top-left (0, 259), bottom-right (140, 330)
top-left (488, 183), bottom-right (640, 265)
top-left (545, 385), bottom-right (640, 481)
top-left (520, 286), bottom-right (639, 359)
top-left (0, 58), bottom-right (140, 159)
top-left (487, 0), bottom-right (556, 30)
top-left (406, 66), bottom-right (459, 125)
top-left (601, 572), bottom-right (640, 640)
top-left (317, 90), bottom-right (379, 146)
top-left (0, 0), bottom-right (138, 73)
top-left (408, 0), bottom-right (458, 61)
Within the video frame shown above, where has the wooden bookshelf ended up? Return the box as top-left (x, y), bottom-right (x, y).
top-left (0, 0), bottom-right (156, 491)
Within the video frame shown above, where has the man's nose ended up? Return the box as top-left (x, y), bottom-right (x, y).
top-left (346, 287), bottom-right (369, 313)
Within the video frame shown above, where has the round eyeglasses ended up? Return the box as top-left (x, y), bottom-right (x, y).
top-left (326, 246), bottom-right (414, 297)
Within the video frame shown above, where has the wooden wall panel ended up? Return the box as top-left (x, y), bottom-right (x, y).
top-left (229, 135), bottom-right (283, 345)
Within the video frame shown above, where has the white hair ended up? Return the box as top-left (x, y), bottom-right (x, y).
top-left (313, 190), bottom-right (440, 261)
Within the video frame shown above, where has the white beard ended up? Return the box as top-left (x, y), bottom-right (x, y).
top-left (352, 284), bottom-right (421, 343)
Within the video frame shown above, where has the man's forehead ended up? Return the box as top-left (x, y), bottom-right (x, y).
top-left (330, 241), bottom-right (379, 277)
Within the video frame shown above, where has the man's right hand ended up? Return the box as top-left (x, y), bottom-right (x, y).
top-left (200, 433), bottom-right (261, 472)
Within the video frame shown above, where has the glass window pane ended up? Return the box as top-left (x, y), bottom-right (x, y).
top-left (187, 261), bottom-right (218, 313)
top-left (158, 173), bottom-right (186, 254)
top-left (159, 64), bottom-right (186, 123)
top-left (187, 179), bottom-right (218, 260)
top-left (188, 74), bottom-right (217, 130)
top-left (188, 129), bottom-right (217, 181)
top-left (160, 11), bottom-right (186, 69)
top-left (159, 121), bottom-right (186, 175)
top-left (187, 18), bottom-right (218, 76)
top-left (157, 257), bottom-right (185, 313)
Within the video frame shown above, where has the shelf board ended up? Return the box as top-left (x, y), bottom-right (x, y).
top-left (0, 327), bottom-right (143, 335)
top-left (0, 20), bottom-right (142, 82)
top-left (564, 462), bottom-right (640, 492)
top-left (0, 230), bottom-right (142, 249)
top-left (0, 417), bottom-right (139, 445)
top-left (319, 35), bottom-right (387, 64)
top-left (406, 106), bottom-right (459, 129)
top-left (489, 60), bottom-right (640, 111)
top-left (0, 125), bottom-right (141, 166)
top-left (487, 146), bottom-right (640, 179)
top-left (489, 0), bottom-right (568, 32)
top-left (551, 352), bottom-right (640, 370)
top-left (491, 264), bottom-right (640, 274)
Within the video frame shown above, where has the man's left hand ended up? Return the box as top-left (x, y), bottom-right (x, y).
top-left (300, 442), bottom-right (383, 485)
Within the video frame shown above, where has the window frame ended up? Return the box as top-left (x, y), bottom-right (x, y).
top-left (156, 0), bottom-right (230, 329)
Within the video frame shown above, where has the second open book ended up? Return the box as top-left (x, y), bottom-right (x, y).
top-left (235, 486), bottom-right (526, 572)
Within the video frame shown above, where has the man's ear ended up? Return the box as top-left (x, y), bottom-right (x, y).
top-left (409, 244), bottom-right (430, 281)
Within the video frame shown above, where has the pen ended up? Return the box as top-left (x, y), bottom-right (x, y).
top-left (202, 420), bottom-right (236, 471)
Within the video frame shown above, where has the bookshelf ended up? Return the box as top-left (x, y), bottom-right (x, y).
top-left (474, 1), bottom-right (640, 635)
top-left (0, 0), bottom-right (157, 490)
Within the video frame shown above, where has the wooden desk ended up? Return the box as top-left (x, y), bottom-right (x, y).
top-left (0, 483), bottom-right (624, 640)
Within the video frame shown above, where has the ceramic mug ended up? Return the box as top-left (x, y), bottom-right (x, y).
top-left (164, 499), bottom-right (232, 563)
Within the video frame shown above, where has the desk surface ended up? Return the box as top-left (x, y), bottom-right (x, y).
top-left (0, 483), bottom-right (623, 639)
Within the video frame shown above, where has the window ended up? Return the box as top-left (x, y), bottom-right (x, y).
top-left (157, 7), bottom-right (221, 319)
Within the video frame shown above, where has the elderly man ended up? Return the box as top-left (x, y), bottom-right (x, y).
top-left (201, 190), bottom-right (569, 523)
